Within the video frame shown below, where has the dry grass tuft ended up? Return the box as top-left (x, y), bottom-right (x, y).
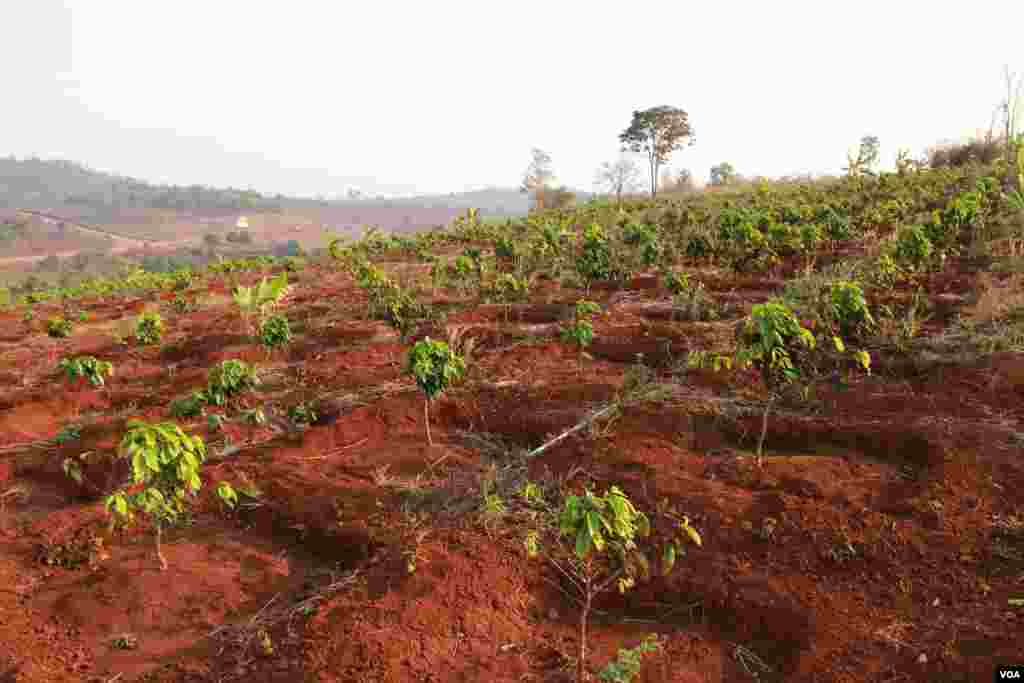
top-left (965, 273), bottom-right (1024, 325)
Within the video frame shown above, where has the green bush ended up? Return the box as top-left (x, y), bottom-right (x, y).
top-left (47, 317), bottom-right (73, 338)
top-left (204, 359), bottom-right (259, 406)
top-left (824, 281), bottom-right (875, 340)
top-left (169, 392), bottom-right (206, 418)
top-left (259, 314), bottom-right (292, 350)
top-left (134, 311), bottom-right (165, 345)
top-left (893, 225), bottom-right (934, 269)
top-left (58, 356), bottom-right (114, 387)
top-left (576, 223), bottom-right (616, 286)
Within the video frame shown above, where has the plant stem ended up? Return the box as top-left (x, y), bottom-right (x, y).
top-left (155, 524), bottom-right (167, 571)
top-left (756, 397), bottom-right (772, 467)
top-left (578, 573), bottom-right (591, 683)
top-left (424, 398), bottom-right (433, 446)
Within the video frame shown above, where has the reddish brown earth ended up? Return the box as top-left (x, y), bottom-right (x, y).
top-left (0, 253), bottom-right (1022, 683)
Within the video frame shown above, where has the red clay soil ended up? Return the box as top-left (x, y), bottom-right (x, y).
top-left (1, 259), bottom-right (1023, 682)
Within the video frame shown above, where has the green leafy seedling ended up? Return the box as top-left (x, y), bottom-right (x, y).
top-left (259, 314), bottom-right (292, 354)
top-left (530, 486), bottom-right (700, 683)
top-left (47, 316), bottom-right (73, 338)
top-left (135, 311), bottom-right (164, 345)
top-left (204, 359), bottom-right (259, 406)
top-left (105, 421), bottom-right (236, 570)
top-left (58, 356), bottom-right (114, 388)
top-left (562, 300), bottom-right (601, 373)
top-left (406, 337), bottom-right (465, 446)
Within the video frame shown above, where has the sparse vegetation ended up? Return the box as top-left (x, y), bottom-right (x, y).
top-left (6, 107), bottom-right (1024, 683)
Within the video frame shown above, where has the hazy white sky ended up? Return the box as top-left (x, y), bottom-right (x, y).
top-left (3, 1), bottom-right (1023, 197)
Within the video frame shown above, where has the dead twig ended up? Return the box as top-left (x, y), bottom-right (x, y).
top-left (525, 403), bottom-right (619, 459)
top-left (301, 437), bottom-right (370, 461)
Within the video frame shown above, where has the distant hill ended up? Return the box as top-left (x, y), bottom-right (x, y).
top-left (0, 157), bottom-right (594, 218)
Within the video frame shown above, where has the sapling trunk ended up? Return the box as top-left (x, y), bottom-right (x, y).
top-left (756, 397), bottom-right (773, 467)
top-left (155, 523), bottom-right (167, 571)
top-left (424, 398), bottom-right (433, 446)
top-left (573, 563), bottom-right (624, 683)
top-left (578, 579), bottom-right (591, 683)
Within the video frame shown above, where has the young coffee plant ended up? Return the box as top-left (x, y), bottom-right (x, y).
top-left (821, 207), bottom-right (854, 243)
top-left (406, 337), bottom-right (465, 446)
top-left (494, 235), bottom-right (519, 261)
top-left (381, 285), bottom-right (435, 340)
top-left (134, 311), bottom-right (165, 345)
top-left (893, 225), bottom-right (934, 270)
top-left (693, 300), bottom-right (870, 464)
top-left (798, 223), bottom-right (824, 270)
top-left (203, 359), bottom-right (259, 407)
top-left (47, 316), bottom-right (73, 338)
top-left (239, 407), bottom-right (267, 426)
top-left (1007, 135), bottom-right (1024, 213)
top-left (733, 301), bottom-right (816, 463)
top-left (562, 299), bottom-right (601, 350)
top-left (171, 293), bottom-right (198, 314)
top-left (288, 401), bottom-right (319, 427)
top-left (662, 269), bottom-right (717, 321)
top-left (58, 356), bottom-right (114, 388)
top-left (870, 253), bottom-right (904, 288)
top-left (561, 300), bottom-right (601, 373)
top-left (821, 280), bottom-right (876, 341)
top-left (661, 269), bottom-right (691, 297)
top-left (461, 247), bottom-right (487, 288)
top-left (485, 273), bottom-right (530, 304)
top-left (623, 221), bottom-right (662, 268)
top-left (258, 314), bottom-right (292, 353)
top-left (105, 420), bottom-right (236, 570)
top-left (527, 486), bottom-right (700, 683)
top-left (169, 392), bottom-right (206, 419)
top-left (576, 223), bottom-right (616, 290)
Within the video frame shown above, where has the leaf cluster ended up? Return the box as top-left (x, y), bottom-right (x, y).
top-left (258, 314), bottom-right (292, 350)
top-left (233, 273), bottom-right (289, 328)
top-left (406, 337), bottom-right (465, 401)
top-left (203, 359), bottom-right (259, 406)
top-left (47, 316), bottom-right (73, 338)
top-left (58, 355), bottom-right (114, 387)
top-left (134, 311), bottom-right (164, 345)
top-left (105, 421), bottom-right (208, 527)
top-left (561, 299), bottom-right (601, 350)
